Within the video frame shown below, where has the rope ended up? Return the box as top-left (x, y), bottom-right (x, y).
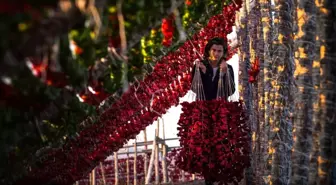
top-left (216, 66), bottom-right (237, 102)
top-left (191, 61), bottom-right (206, 101)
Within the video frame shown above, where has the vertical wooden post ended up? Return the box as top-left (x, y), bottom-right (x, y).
top-left (145, 135), bottom-right (156, 184)
top-left (127, 149), bottom-right (130, 185)
top-left (155, 143), bottom-right (160, 184)
top-left (144, 129), bottom-right (148, 177)
top-left (161, 117), bottom-right (165, 140)
top-left (155, 120), bottom-right (160, 184)
top-left (161, 118), bottom-right (168, 183)
top-left (114, 152), bottom-right (119, 185)
top-left (100, 162), bottom-right (107, 185)
top-left (92, 168), bottom-right (96, 185)
top-left (89, 171), bottom-right (92, 185)
top-left (161, 144), bottom-right (168, 183)
top-left (134, 140), bottom-right (137, 185)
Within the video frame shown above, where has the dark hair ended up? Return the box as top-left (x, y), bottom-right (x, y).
top-left (203, 37), bottom-right (228, 60)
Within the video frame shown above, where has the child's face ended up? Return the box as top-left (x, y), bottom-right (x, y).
top-left (209, 44), bottom-right (224, 62)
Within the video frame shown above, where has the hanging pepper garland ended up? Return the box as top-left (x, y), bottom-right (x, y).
top-left (14, 3), bottom-right (242, 185)
top-left (248, 57), bottom-right (260, 83)
top-left (166, 149), bottom-right (203, 182)
top-left (176, 100), bottom-right (250, 184)
top-left (161, 14), bottom-right (175, 47)
top-left (25, 56), bottom-right (110, 106)
top-left (26, 58), bottom-right (69, 88)
top-left (185, 0), bottom-right (192, 6)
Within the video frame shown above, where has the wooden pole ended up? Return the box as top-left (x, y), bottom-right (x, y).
top-left (145, 124), bottom-right (158, 184)
top-left (134, 140), bottom-right (137, 185)
top-left (162, 144), bottom-right (168, 183)
top-left (181, 170), bottom-right (185, 182)
top-left (114, 152), bottom-right (119, 185)
top-left (89, 172), bottom-right (92, 185)
top-left (127, 148), bottom-right (130, 185)
top-left (92, 168), bottom-right (96, 185)
top-left (144, 129), bottom-right (148, 177)
top-left (161, 117), bottom-right (165, 141)
top-left (155, 120), bottom-right (160, 184)
top-left (100, 162), bottom-right (107, 185)
top-left (89, 171), bottom-right (92, 185)
top-left (161, 118), bottom-right (168, 183)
